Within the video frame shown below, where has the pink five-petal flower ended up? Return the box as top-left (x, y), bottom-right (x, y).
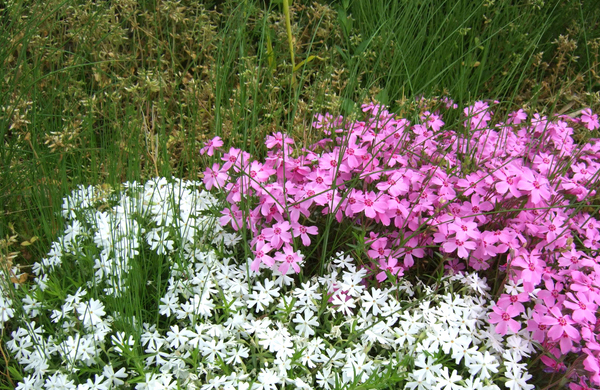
top-left (473, 230), bottom-right (499, 258)
top-left (517, 168), bottom-right (552, 204)
top-left (222, 147), bottom-right (251, 172)
top-left (203, 163), bottom-right (229, 190)
top-left (352, 191), bottom-right (389, 219)
top-left (489, 305), bottom-right (521, 335)
top-left (511, 248), bottom-right (546, 292)
top-left (251, 242), bottom-right (274, 272)
top-left (395, 237), bottom-right (425, 268)
top-left (292, 223), bottom-right (318, 246)
top-left (265, 132), bottom-right (294, 149)
top-left (563, 292), bottom-right (598, 325)
top-left (583, 349), bottom-right (600, 385)
top-left (274, 245), bottom-right (303, 274)
top-left (493, 166), bottom-right (522, 198)
top-left (262, 221), bottom-right (292, 250)
top-left (526, 309), bottom-right (549, 343)
top-left (441, 237), bottom-right (476, 259)
top-left (376, 257), bottom-right (403, 282)
top-left (459, 194), bottom-right (494, 224)
top-left (507, 109), bottom-right (527, 124)
top-left (537, 279), bottom-right (565, 308)
top-left (569, 377), bottom-right (595, 390)
top-left (541, 306), bottom-right (580, 343)
top-left (200, 136), bottom-right (224, 156)
top-left (367, 237), bottom-right (390, 259)
top-left (448, 217), bottom-right (481, 241)
top-left (376, 171), bottom-right (409, 197)
top-left (288, 195), bottom-right (311, 223)
top-left (496, 291), bottom-right (529, 314)
top-left (581, 108), bottom-right (600, 130)
top-left (341, 136), bottom-right (368, 169)
top-left (219, 204), bottom-right (243, 231)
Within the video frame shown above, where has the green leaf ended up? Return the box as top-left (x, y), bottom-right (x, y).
top-left (293, 55), bottom-right (322, 72)
top-left (335, 45), bottom-right (349, 61)
top-left (375, 88), bottom-right (389, 106)
top-left (266, 33), bottom-right (276, 72)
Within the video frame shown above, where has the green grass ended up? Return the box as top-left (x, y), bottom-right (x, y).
top-left (0, 0), bottom-right (599, 385)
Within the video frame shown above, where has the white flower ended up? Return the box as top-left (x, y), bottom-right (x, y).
top-left (166, 325), bottom-right (196, 350)
top-left (293, 281), bottom-right (321, 307)
top-left (504, 368), bottom-right (534, 390)
top-left (80, 374), bottom-right (109, 390)
top-left (331, 293), bottom-right (356, 316)
top-left (412, 354), bottom-right (442, 384)
top-left (15, 375), bottom-right (43, 390)
top-left (44, 372), bottom-right (76, 390)
top-left (393, 320), bottom-right (419, 347)
top-left (111, 332), bottom-right (135, 355)
top-left (342, 350), bottom-right (373, 384)
top-left (360, 287), bottom-right (387, 316)
top-left (247, 279), bottom-right (280, 313)
top-left (315, 366), bottom-right (336, 390)
top-left (200, 339), bottom-right (227, 363)
top-left (76, 298), bottom-right (106, 328)
top-left (0, 296), bottom-right (15, 326)
top-left (159, 292), bottom-right (179, 317)
top-left (505, 335), bottom-right (531, 360)
top-left (293, 310), bottom-right (319, 337)
top-left (435, 367), bottom-right (462, 390)
top-left (339, 269), bottom-right (367, 297)
top-left (467, 351), bottom-right (499, 380)
top-left (225, 345), bottom-right (249, 365)
top-left (256, 368), bottom-right (282, 390)
top-left (462, 377), bottom-right (484, 390)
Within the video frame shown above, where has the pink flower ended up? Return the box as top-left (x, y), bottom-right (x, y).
top-left (527, 310), bottom-right (549, 343)
top-left (376, 171), bottom-right (409, 196)
top-left (460, 194), bottom-right (493, 223)
top-left (489, 305), bottom-right (521, 335)
top-left (507, 109), bottom-right (527, 125)
top-left (221, 147), bottom-right (251, 172)
top-left (203, 163), bottom-right (229, 190)
top-left (541, 306), bottom-right (580, 343)
top-left (563, 292), bottom-right (598, 325)
top-left (341, 137), bottom-right (368, 169)
top-left (496, 291), bottom-right (529, 314)
top-left (262, 221), bottom-right (292, 249)
top-left (511, 249), bottom-right (545, 292)
top-left (537, 279), bottom-right (565, 308)
top-left (396, 237), bottom-right (425, 268)
top-left (493, 166), bottom-right (522, 198)
top-left (288, 195), bottom-right (311, 222)
top-left (473, 231), bottom-right (499, 259)
top-left (376, 257), bottom-right (403, 282)
top-left (517, 168), bottom-right (552, 204)
top-left (448, 217), bottom-right (481, 241)
top-left (441, 237), bottom-right (476, 259)
top-left (352, 191), bottom-right (389, 220)
top-left (251, 242), bottom-right (274, 272)
top-left (265, 132), bottom-right (295, 149)
top-left (581, 108), bottom-right (600, 130)
top-left (200, 136), bottom-right (224, 156)
top-left (219, 204), bottom-right (243, 231)
top-left (274, 245), bottom-right (303, 274)
top-left (306, 168), bottom-right (333, 190)
top-left (292, 223), bottom-right (318, 246)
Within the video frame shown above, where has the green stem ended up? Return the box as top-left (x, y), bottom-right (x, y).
top-left (282, 0), bottom-right (295, 85)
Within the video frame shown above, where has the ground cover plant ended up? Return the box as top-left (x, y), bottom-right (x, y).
top-left (1, 0), bottom-right (600, 389)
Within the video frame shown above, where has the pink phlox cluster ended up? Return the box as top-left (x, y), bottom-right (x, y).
top-left (201, 102), bottom-right (600, 386)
